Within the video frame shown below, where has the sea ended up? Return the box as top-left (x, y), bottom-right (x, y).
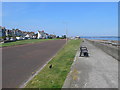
top-left (80, 36), bottom-right (120, 41)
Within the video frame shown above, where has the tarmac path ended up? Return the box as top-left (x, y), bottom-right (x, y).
top-left (63, 40), bottom-right (118, 88)
top-left (2, 39), bottom-right (66, 88)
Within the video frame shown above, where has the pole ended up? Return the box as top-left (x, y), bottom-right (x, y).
top-left (62, 21), bottom-right (68, 45)
top-left (66, 23), bottom-right (68, 45)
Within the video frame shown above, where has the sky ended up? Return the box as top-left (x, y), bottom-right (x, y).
top-left (2, 2), bottom-right (118, 36)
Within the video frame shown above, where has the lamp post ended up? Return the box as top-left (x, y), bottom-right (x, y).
top-left (62, 21), bottom-right (68, 45)
top-left (65, 23), bottom-right (68, 45)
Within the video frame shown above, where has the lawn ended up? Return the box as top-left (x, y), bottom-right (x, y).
top-left (0, 39), bottom-right (54, 47)
top-left (25, 39), bottom-right (82, 88)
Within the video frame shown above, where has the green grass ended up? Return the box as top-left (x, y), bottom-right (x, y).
top-left (25, 39), bottom-right (82, 88)
top-left (0, 39), bottom-right (54, 47)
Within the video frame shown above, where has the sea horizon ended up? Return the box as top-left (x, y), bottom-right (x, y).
top-left (80, 36), bottom-right (120, 41)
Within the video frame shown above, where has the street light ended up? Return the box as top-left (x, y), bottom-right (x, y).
top-left (62, 21), bottom-right (68, 45)
top-left (65, 23), bottom-right (68, 45)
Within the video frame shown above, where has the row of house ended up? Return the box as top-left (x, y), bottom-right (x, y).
top-left (0, 26), bottom-right (56, 42)
top-left (0, 26), bottom-right (36, 41)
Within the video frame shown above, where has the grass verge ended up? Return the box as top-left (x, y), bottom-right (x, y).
top-left (0, 39), bottom-right (54, 47)
top-left (25, 39), bottom-right (82, 88)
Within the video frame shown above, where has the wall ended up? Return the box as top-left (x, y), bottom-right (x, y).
top-left (86, 39), bottom-right (120, 61)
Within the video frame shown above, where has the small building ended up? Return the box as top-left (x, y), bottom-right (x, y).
top-left (49, 34), bottom-right (56, 39)
top-left (14, 29), bottom-right (24, 37)
top-left (0, 26), bottom-right (6, 39)
top-left (25, 34), bottom-right (30, 38)
top-left (25, 32), bottom-right (35, 39)
top-left (75, 36), bottom-right (80, 39)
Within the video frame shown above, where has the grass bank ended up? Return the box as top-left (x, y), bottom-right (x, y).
top-left (25, 39), bottom-right (81, 88)
top-left (0, 39), bottom-right (54, 47)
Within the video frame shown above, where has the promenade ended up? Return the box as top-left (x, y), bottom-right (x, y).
top-left (63, 40), bottom-right (118, 88)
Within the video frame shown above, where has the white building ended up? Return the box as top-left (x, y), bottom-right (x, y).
top-left (37, 30), bottom-right (46, 39)
top-left (25, 34), bottom-right (30, 38)
top-left (37, 31), bottom-right (42, 39)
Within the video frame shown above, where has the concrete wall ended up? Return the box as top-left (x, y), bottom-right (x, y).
top-left (86, 39), bottom-right (120, 61)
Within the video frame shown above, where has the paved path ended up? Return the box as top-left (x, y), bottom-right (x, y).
top-left (2, 40), bottom-right (66, 88)
top-left (63, 40), bottom-right (118, 88)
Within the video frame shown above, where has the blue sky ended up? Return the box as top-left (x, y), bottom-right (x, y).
top-left (2, 2), bottom-right (118, 36)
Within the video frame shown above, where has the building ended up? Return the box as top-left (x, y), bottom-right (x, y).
top-left (75, 36), bottom-right (80, 39)
top-left (25, 32), bottom-right (36, 39)
top-left (37, 30), bottom-right (47, 39)
top-left (0, 26), bottom-right (6, 37)
top-left (14, 29), bottom-right (25, 37)
top-left (0, 26), bottom-right (7, 41)
top-left (0, 26), bottom-right (54, 42)
top-left (49, 34), bottom-right (56, 39)
top-left (45, 33), bottom-right (49, 39)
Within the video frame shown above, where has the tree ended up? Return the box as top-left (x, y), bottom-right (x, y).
top-left (62, 35), bottom-right (66, 39)
top-left (56, 36), bottom-right (59, 38)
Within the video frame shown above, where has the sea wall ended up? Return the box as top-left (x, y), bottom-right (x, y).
top-left (86, 39), bottom-right (119, 61)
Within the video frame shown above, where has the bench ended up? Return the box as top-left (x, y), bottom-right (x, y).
top-left (79, 46), bottom-right (89, 57)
